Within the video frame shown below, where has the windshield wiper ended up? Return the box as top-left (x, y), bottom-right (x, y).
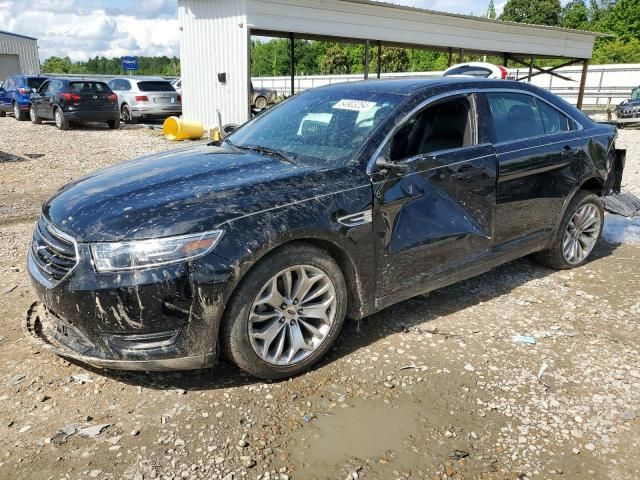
top-left (243, 144), bottom-right (297, 165)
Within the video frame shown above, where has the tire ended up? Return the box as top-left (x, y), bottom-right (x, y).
top-left (13, 102), bottom-right (27, 121)
top-left (0, 110), bottom-right (6, 117)
top-left (29, 104), bottom-right (41, 124)
top-left (532, 191), bottom-right (604, 270)
top-left (254, 96), bottom-right (268, 110)
top-left (221, 243), bottom-right (348, 379)
top-left (108, 118), bottom-right (120, 129)
top-left (121, 104), bottom-right (137, 124)
top-left (54, 108), bottom-right (69, 130)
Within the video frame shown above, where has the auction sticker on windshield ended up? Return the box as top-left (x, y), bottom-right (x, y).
top-left (333, 99), bottom-right (377, 112)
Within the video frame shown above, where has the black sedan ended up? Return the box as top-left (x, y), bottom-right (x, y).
top-left (29, 78), bottom-right (120, 130)
top-left (25, 78), bottom-right (625, 379)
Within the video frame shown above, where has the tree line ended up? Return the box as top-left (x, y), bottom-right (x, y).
top-left (41, 0), bottom-right (639, 76)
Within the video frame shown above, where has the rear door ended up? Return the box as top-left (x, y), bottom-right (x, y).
top-left (371, 93), bottom-right (498, 298)
top-left (482, 91), bottom-right (583, 245)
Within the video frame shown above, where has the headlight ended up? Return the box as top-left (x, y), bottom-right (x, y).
top-left (90, 230), bottom-right (224, 272)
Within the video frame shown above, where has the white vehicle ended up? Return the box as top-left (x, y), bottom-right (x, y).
top-left (443, 62), bottom-right (509, 80)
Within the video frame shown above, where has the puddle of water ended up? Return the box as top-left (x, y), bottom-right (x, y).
top-left (289, 397), bottom-right (427, 475)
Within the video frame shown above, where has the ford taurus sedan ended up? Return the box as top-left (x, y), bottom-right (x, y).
top-left (25, 78), bottom-right (625, 379)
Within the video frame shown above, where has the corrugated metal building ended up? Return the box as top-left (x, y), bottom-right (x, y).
top-left (178, 0), bottom-right (599, 127)
top-left (0, 30), bottom-right (40, 80)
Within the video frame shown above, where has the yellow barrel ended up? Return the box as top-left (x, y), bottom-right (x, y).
top-left (163, 117), bottom-right (205, 141)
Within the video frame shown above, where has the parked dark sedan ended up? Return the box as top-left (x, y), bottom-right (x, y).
top-left (25, 78), bottom-right (625, 379)
top-left (29, 78), bottom-right (120, 130)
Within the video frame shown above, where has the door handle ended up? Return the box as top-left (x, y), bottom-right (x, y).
top-left (561, 145), bottom-right (579, 156)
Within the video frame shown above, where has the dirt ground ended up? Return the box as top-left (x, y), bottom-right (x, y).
top-left (0, 117), bottom-right (638, 480)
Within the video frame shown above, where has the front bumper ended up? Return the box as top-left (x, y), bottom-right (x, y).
top-left (24, 303), bottom-right (215, 371)
top-left (26, 232), bottom-right (235, 371)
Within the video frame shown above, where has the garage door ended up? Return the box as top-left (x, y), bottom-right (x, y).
top-left (0, 54), bottom-right (21, 82)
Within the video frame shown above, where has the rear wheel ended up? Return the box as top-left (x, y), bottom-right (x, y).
top-left (0, 110), bottom-right (6, 117)
top-left (30, 104), bottom-right (41, 124)
top-left (121, 104), bottom-right (136, 124)
top-left (107, 118), bottom-right (120, 129)
top-left (13, 102), bottom-right (27, 121)
top-left (532, 191), bottom-right (604, 270)
top-left (221, 243), bottom-right (347, 379)
top-left (54, 108), bottom-right (69, 130)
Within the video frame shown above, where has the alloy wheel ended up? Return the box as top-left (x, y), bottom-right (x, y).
top-left (30, 106), bottom-right (36, 123)
top-left (562, 203), bottom-right (601, 265)
top-left (13, 103), bottom-right (19, 118)
top-left (248, 265), bottom-right (337, 366)
top-left (55, 110), bottom-right (63, 129)
top-left (122, 105), bottom-right (131, 123)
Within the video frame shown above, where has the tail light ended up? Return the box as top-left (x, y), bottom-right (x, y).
top-left (18, 88), bottom-right (31, 95)
top-left (60, 93), bottom-right (81, 102)
top-left (498, 66), bottom-right (508, 80)
top-left (106, 93), bottom-right (117, 103)
top-left (135, 95), bottom-right (149, 102)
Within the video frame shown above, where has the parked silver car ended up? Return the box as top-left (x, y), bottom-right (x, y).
top-left (107, 77), bottom-right (181, 123)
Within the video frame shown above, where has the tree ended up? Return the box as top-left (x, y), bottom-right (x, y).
top-left (500, 0), bottom-right (562, 26)
top-left (321, 45), bottom-right (351, 74)
top-left (593, 37), bottom-right (640, 63)
top-left (487, 0), bottom-right (497, 19)
top-left (561, 0), bottom-right (590, 29)
top-left (600, 0), bottom-right (640, 42)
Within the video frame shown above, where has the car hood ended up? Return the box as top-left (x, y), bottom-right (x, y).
top-left (619, 99), bottom-right (640, 109)
top-left (44, 145), bottom-right (360, 242)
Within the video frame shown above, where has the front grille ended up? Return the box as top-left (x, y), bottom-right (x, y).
top-left (30, 217), bottom-right (78, 284)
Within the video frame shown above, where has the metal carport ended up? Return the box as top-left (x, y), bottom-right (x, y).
top-left (178, 0), bottom-right (600, 127)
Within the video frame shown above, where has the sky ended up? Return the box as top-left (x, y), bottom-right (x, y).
top-left (0, 0), bottom-right (510, 61)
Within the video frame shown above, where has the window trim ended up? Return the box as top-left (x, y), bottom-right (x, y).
top-left (367, 87), bottom-right (584, 174)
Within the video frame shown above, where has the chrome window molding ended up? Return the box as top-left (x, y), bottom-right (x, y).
top-left (366, 86), bottom-right (587, 175)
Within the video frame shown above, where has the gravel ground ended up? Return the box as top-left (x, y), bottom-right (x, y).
top-left (0, 117), bottom-right (639, 480)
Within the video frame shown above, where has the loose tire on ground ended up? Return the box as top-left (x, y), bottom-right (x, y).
top-left (532, 191), bottom-right (604, 270)
top-left (254, 96), bottom-right (268, 110)
top-left (220, 243), bottom-right (347, 379)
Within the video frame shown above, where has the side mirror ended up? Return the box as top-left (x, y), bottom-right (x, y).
top-left (375, 154), bottom-right (408, 173)
top-left (31, 88), bottom-right (38, 93)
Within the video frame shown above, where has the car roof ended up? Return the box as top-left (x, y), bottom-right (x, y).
top-left (312, 77), bottom-right (517, 95)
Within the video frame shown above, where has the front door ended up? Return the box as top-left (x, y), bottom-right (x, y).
top-left (371, 93), bottom-right (498, 299)
top-left (0, 77), bottom-right (11, 112)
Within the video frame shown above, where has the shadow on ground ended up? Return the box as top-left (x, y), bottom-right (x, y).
top-left (86, 240), bottom-right (620, 391)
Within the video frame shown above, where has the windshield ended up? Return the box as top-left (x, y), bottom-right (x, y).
top-left (26, 77), bottom-right (47, 89)
top-left (632, 88), bottom-right (640, 101)
top-left (226, 89), bottom-right (404, 166)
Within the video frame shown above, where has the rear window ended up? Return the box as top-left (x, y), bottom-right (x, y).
top-left (444, 66), bottom-right (493, 78)
top-left (137, 81), bottom-right (175, 92)
top-left (69, 82), bottom-right (111, 93)
top-left (26, 77), bottom-right (47, 89)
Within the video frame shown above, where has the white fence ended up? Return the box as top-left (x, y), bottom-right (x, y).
top-left (253, 63), bottom-right (640, 109)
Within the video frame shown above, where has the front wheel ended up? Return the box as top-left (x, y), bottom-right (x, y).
top-left (532, 191), bottom-right (604, 270)
top-left (221, 243), bottom-right (347, 379)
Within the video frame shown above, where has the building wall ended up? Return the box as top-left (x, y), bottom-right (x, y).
top-left (0, 32), bottom-right (39, 77)
top-left (178, 0), bottom-right (249, 127)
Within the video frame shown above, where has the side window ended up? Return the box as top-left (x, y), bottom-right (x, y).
top-left (5, 77), bottom-right (14, 90)
top-left (389, 95), bottom-right (475, 161)
top-left (121, 80), bottom-right (131, 91)
top-left (536, 99), bottom-right (570, 134)
top-left (486, 92), bottom-right (544, 143)
top-left (38, 81), bottom-right (50, 93)
top-left (631, 88), bottom-right (640, 101)
top-left (108, 80), bottom-right (118, 90)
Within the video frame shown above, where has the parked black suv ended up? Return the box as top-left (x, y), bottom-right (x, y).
top-left (25, 78), bottom-right (625, 379)
top-left (29, 78), bottom-right (120, 130)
